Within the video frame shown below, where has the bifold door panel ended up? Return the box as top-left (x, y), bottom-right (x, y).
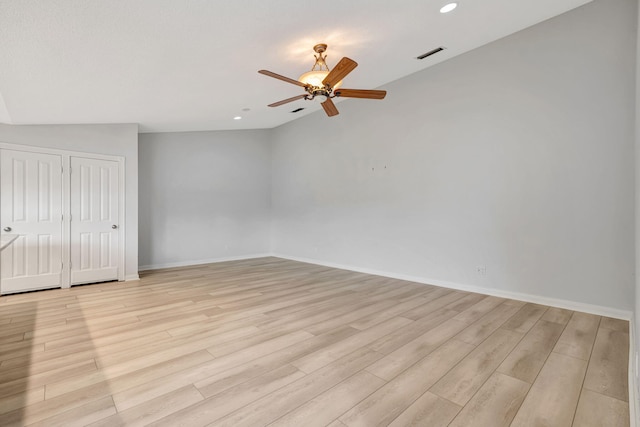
top-left (0, 149), bottom-right (63, 293)
top-left (70, 157), bottom-right (119, 285)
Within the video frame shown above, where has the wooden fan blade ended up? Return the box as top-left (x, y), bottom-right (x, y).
top-left (268, 94), bottom-right (307, 107)
top-left (259, 70), bottom-right (307, 88)
top-left (322, 57), bottom-right (358, 88)
top-left (321, 98), bottom-right (339, 117)
top-left (334, 89), bottom-right (387, 100)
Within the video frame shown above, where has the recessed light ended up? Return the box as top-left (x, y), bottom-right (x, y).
top-left (233, 116), bottom-right (242, 120)
top-left (242, 108), bottom-right (251, 112)
top-left (440, 2), bottom-right (457, 13)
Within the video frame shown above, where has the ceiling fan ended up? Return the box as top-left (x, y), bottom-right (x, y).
top-left (258, 43), bottom-right (387, 117)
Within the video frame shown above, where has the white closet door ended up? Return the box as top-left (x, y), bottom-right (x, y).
top-left (70, 157), bottom-right (119, 285)
top-left (0, 149), bottom-right (63, 293)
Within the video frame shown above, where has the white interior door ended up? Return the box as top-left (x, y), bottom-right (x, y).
top-left (0, 149), bottom-right (63, 293)
top-left (70, 157), bottom-right (119, 285)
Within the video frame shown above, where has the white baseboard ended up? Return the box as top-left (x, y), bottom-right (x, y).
top-left (138, 253), bottom-right (272, 272)
top-left (125, 274), bottom-right (140, 281)
top-left (271, 253), bottom-right (633, 320)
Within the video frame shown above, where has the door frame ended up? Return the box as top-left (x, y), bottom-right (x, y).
top-left (0, 142), bottom-right (126, 288)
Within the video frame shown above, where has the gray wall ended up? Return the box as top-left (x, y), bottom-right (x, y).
top-left (138, 130), bottom-right (271, 269)
top-left (271, 0), bottom-right (636, 311)
top-left (0, 123), bottom-right (139, 279)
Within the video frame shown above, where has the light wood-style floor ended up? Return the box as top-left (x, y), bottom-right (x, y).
top-left (0, 257), bottom-right (630, 426)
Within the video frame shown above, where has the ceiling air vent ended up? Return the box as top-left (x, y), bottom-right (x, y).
top-left (416, 47), bottom-right (445, 60)
top-left (290, 107), bottom-right (305, 113)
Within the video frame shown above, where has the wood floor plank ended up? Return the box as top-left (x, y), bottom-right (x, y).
top-left (43, 314), bottom-right (209, 350)
top-left (18, 396), bottom-right (116, 427)
top-left (447, 372), bottom-right (529, 427)
top-left (266, 371), bottom-right (386, 427)
top-left (88, 385), bottom-right (204, 427)
top-left (451, 295), bottom-right (505, 324)
top-left (0, 333), bottom-right (26, 346)
top-left (0, 350), bottom-right (213, 425)
top-left (211, 347), bottom-right (385, 427)
top-left (44, 326), bottom-right (264, 398)
top-left (109, 350), bottom-right (218, 411)
top-left (510, 352), bottom-right (588, 427)
top-left (399, 290), bottom-right (466, 321)
top-left (0, 339), bottom-right (45, 360)
top-left (258, 300), bottom-right (367, 335)
top-left (0, 386), bottom-right (44, 415)
top-left (387, 391), bottom-right (460, 427)
top-left (500, 303), bottom-right (547, 334)
top-left (365, 308), bottom-right (458, 355)
top-left (302, 300), bottom-right (400, 336)
top-left (0, 331), bottom-right (170, 376)
top-left (94, 324), bottom-right (259, 369)
top-left (583, 327), bottom-right (629, 401)
top-left (117, 325), bottom-right (358, 410)
top-left (148, 365), bottom-right (307, 427)
top-left (342, 339), bottom-right (473, 427)
top-left (599, 317), bottom-right (629, 333)
top-left (0, 342), bottom-right (45, 363)
top-left (453, 302), bottom-right (522, 346)
top-left (497, 319), bottom-right (565, 383)
top-left (167, 313), bottom-right (269, 337)
top-left (365, 319), bottom-right (468, 381)
top-left (0, 358), bottom-right (97, 399)
top-left (430, 329), bottom-right (522, 406)
top-left (261, 290), bottom-right (358, 320)
top-left (291, 317), bottom-right (412, 374)
top-left (207, 329), bottom-right (314, 359)
top-left (443, 293), bottom-right (487, 313)
top-left (573, 389), bottom-right (630, 427)
top-left (348, 296), bottom-right (430, 330)
top-left (553, 311), bottom-right (600, 360)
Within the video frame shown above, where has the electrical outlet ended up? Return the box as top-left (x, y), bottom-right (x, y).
top-left (476, 266), bottom-right (487, 275)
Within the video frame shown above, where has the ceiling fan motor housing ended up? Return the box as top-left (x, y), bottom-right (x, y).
top-left (308, 86), bottom-right (332, 99)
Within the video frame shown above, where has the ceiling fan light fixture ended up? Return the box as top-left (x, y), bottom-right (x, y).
top-left (298, 70), bottom-right (328, 87)
top-left (440, 2), bottom-right (458, 13)
top-left (298, 70), bottom-right (343, 90)
top-left (297, 44), bottom-right (343, 90)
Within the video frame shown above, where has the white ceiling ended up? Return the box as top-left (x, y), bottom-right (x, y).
top-left (0, 0), bottom-right (592, 133)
